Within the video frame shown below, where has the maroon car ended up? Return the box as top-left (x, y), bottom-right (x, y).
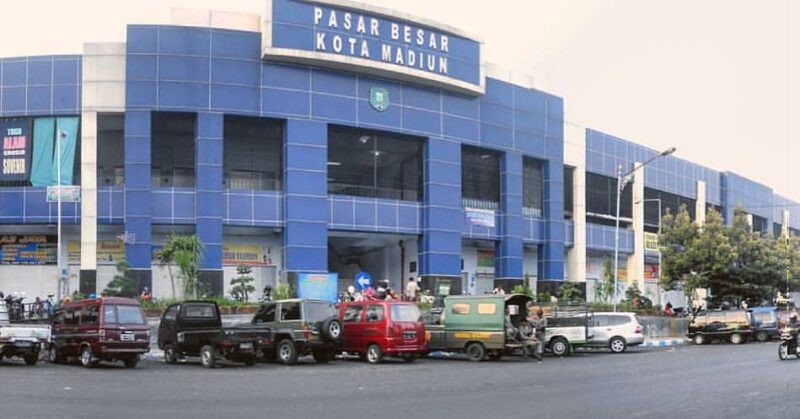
top-left (339, 301), bottom-right (427, 364)
top-left (49, 297), bottom-right (150, 368)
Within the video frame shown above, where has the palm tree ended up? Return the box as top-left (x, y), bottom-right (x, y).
top-left (161, 234), bottom-right (205, 299)
top-left (159, 235), bottom-right (178, 299)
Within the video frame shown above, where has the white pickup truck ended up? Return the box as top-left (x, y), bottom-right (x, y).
top-left (0, 302), bottom-right (50, 365)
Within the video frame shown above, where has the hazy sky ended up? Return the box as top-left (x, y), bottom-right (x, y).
top-left (1, 1), bottom-right (796, 201)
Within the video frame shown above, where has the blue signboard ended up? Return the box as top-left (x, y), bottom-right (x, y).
top-left (0, 119), bottom-right (31, 183)
top-left (265, 0), bottom-right (483, 94)
top-left (297, 272), bottom-right (339, 302)
top-left (0, 235), bottom-right (56, 265)
top-left (354, 271), bottom-right (372, 291)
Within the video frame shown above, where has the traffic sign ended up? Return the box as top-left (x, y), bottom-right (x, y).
top-left (47, 185), bottom-right (80, 202)
top-left (355, 271), bottom-right (372, 291)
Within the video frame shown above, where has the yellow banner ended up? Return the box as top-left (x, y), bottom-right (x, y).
top-left (68, 241), bottom-right (125, 264)
top-left (223, 244), bottom-right (275, 266)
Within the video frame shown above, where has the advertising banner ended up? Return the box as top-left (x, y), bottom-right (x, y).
top-left (68, 241), bottom-right (125, 265)
top-left (0, 118), bottom-right (31, 183)
top-left (297, 273), bottom-right (338, 303)
top-left (0, 235), bottom-right (56, 265)
top-left (466, 208), bottom-right (496, 228)
top-left (644, 254), bottom-right (660, 282)
top-left (222, 244), bottom-right (275, 266)
top-left (477, 250), bottom-right (495, 268)
top-left (644, 232), bottom-right (660, 252)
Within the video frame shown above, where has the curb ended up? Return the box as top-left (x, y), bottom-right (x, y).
top-left (641, 338), bottom-right (687, 348)
top-left (143, 350), bottom-right (164, 362)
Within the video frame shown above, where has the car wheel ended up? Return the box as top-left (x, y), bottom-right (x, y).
top-left (465, 342), bottom-right (485, 362)
top-left (312, 348), bottom-right (334, 364)
top-left (779, 342), bottom-right (789, 361)
top-left (80, 345), bottom-right (97, 368)
top-left (123, 356), bottom-right (139, 369)
top-left (321, 318), bottom-right (343, 342)
top-left (276, 339), bottom-right (298, 365)
top-left (730, 333), bottom-right (745, 345)
top-left (163, 344), bottom-right (178, 364)
top-left (549, 338), bottom-right (570, 357)
top-left (366, 344), bottom-right (383, 364)
top-left (401, 353), bottom-right (417, 363)
top-left (23, 352), bottom-right (38, 366)
top-left (755, 331), bottom-right (769, 343)
top-left (693, 334), bottom-right (706, 345)
top-left (200, 345), bottom-right (216, 368)
top-left (609, 337), bottom-right (627, 354)
top-left (48, 345), bottom-right (63, 364)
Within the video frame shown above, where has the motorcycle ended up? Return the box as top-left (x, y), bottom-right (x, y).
top-left (778, 328), bottom-right (800, 360)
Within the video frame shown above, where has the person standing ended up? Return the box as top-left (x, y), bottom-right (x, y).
top-left (405, 277), bottom-right (419, 302)
top-left (529, 308), bottom-right (546, 361)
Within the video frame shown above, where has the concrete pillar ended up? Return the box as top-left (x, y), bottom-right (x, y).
top-left (782, 209), bottom-right (790, 238)
top-left (537, 159), bottom-right (565, 289)
top-left (627, 162), bottom-right (645, 291)
top-left (419, 137), bottom-right (462, 294)
top-left (495, 152), bottom-right (523, 284)
top-left (196, 113), bottom-right (224, 295)
top-left (563, 123), bottom-right (586, 283)
top-left (695, 181), bottom-right (706, 225)
top-left (123, 110), bottom-right (152, 293)
top-left (80, 42), bottom-right (126, 294)
top-left (283, 119), bottom-right (328, 275)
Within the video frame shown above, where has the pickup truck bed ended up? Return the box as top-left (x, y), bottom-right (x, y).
top-left (0, 304), bottom-right (51, 365)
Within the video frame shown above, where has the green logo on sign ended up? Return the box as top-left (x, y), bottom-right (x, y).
top-left (369, 87), bottom-right (389, 112)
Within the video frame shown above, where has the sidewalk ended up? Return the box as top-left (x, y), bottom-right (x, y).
top-left (641, 337), bottom-right (688, 348)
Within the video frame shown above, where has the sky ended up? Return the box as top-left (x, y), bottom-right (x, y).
top-left (1, 1), bottom-right (797, 201)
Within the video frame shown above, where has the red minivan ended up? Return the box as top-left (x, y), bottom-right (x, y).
top-left (49, 297), bottom-right (150, 368)
top-left (338, 301), bottom-right (427, 364)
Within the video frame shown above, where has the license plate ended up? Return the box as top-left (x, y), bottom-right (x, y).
top-left (120, 333), bottom-right (135, 342)
top-left (404, 333), bottom-right (416, 340)
top-left (239, 342), bottom-right (253, 350)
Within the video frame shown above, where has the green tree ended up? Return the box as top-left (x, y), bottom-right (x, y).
top-left (103, 260), bottom-right (137, 297)
top-left (594, 256), bottom-right (616, 303)
top-left (230, 265), bottom-right (256, 302)
top-left (162, 234), bottom-right (205, 298)
top-left (559, 281), bottom-right (582, 303)
top-left (660, 206), bottom-right (733, 309)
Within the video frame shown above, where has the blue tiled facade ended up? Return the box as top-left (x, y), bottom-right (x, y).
top-left (2, 5), bottom-right (800, 298)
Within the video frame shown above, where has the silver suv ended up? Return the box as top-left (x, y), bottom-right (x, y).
top-left (587, 312), bottom-right (644, 353)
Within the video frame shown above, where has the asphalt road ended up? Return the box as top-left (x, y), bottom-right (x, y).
top-left (1, 343), bottom-right (799, 419)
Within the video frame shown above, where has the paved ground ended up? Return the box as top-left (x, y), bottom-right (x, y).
top-left (1, 342), bottom-right (798, 419)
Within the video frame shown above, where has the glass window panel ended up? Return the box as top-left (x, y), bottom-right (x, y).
top-left (522, 157), bottom-right (543, 217)
top-left (151, 112), bottom-right (196, 188)
top-left (462, 145), bottom-right (499, 207)
top-left (223, 116), bottom-right (283, 191)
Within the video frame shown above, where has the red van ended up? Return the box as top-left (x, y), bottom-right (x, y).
top-left (338, 301), bottom-right (427, 364)
top-left (48, 297), bottom-right (150, 368)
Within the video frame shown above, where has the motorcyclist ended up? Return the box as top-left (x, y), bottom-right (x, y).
top-left (787, 313), bottom-right (800, 348)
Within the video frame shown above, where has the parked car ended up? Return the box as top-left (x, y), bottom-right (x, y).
top-left (748, 307), bottom-right (779, 342)
top-left (687, 309), bottom-right (752, 345)
top-left (339, 301), bottom-right (427, 364)
top-left (250, 299), bottom-right (343, 365)
top-left (157, 300), bottom-right (270, 368)
top-left (587, 312), bottom-right (644, 353)
top-left (424, 294), bottom-right (533, 361)
top-left (1, 301), bottom-right (50, 365)
top-left (49, 297), bottom-right (149, 368)
top-left (542, 305), bottom-right (593, 357)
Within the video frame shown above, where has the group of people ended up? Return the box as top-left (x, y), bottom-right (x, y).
top-left (505, 303), bottom-right (547, 362)
top-left (1, 292), bottom-right (55, 320)
top-left (338, 277), bottom-right (425, 303)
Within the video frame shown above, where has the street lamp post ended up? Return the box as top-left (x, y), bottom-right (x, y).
top-left (612, 147), bottom-right (676, 312)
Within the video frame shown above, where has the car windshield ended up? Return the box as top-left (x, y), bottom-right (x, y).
top-left (305, 302), bottom-right (336, 322)
top-left (391, 305), bottom-right (421, 322)
top-left (114, 305), bottom-right (146, 325)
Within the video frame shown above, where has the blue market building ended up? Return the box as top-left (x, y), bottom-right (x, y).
top-left (0, 0), bottom-right (797, 303)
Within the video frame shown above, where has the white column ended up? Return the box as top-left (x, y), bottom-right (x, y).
top-left (80, 112), bottom-right (97, 272)
top-left (695, 181), bottom-right (706, 225)
top-left (627, 162), bottom-right (645, 292)
top-left (563, 122), bottom-right (586, 283)
top-left (782, 209), bottom-right (790, 238)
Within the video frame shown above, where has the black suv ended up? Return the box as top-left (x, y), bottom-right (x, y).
top-left (158, 301), bottom-right (270, 368)
top-left (251, 299), bottom-right (343, 365)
